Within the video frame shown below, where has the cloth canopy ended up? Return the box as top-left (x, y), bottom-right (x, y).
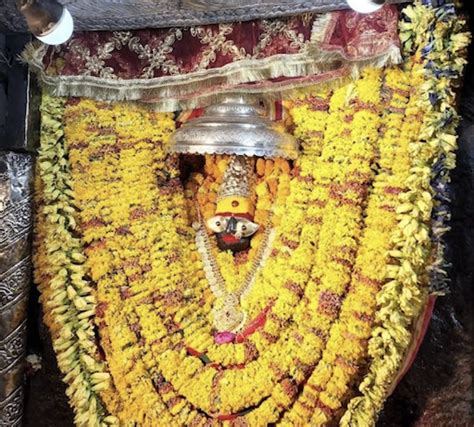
top-left (25, 5), bottom-right (400, 111)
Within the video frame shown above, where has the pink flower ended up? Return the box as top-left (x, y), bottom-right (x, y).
top-left (214, 331), bottom-right (236, 344)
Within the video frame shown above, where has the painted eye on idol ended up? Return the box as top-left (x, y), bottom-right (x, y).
top-left (237, 218), bottom-right (259, 238)
top-left (206, 216), bottom-right (228, 233)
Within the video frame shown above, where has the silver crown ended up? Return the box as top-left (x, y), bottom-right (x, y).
top-left (169, 98), bottom-right (299, 159)
top-left (218, 156), bottom-right (253, 200)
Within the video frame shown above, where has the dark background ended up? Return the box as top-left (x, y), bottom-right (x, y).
top-left (0, 8), bottom-right (470, 427)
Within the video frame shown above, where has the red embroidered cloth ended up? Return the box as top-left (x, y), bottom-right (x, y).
top-left (28, 5), bottom-right (400, 110)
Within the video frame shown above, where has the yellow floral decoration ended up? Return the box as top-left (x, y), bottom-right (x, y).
top-left (33, 2), bottom-right (469, 426)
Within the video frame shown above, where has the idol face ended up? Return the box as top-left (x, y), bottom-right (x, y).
top-left (207, 215), bottom-right (259, 252)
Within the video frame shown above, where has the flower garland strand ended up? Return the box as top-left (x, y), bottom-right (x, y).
top-left (62, 99), bottom-right (200, 425)
top-left (341, 2), bottom-right (470, 425)
top-left (240, 69), bottom-right (384, 425)
top-left (279, 66), bottom-right (383, 426)
top-left (33, 94), bottom-right (116, 427)
top-left (422, 2), bottom-right (470, 295)
top-left (307, 65), bottom-right (414, 426)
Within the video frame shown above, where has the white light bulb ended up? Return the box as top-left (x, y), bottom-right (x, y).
top-left (37, 7), bottom-right (74, 46)
top-left (346, 0), bottom-right (385, 14)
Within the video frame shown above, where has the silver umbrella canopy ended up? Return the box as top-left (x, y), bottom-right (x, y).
top-left (168, 98), bottom-right (299, 160)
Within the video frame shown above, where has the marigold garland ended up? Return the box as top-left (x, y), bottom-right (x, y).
top-left (33, 1), bottom-right (469, 426)
top-left (341, 2), bottom-right (470, 425)
top-left (33, 94), bottom-right (116, 426)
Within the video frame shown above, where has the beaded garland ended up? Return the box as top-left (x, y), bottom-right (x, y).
top-left (33, 2), bottom-right (469, 426)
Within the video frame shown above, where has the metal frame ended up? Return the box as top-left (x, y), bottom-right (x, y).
top-left (0, 152), bottom-right (33, 427)
top-left (0, 34), bottom-right (36, 427)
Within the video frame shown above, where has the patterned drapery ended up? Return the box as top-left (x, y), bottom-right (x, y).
top-left (25, 5), bottom-right (400, 111)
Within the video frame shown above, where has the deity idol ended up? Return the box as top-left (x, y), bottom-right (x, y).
top-left (206, 156), bottom-right (259, 252)
top-left (171, 97), bottom-right (298, 247)
top-left (170, 98), bottom-right (298, 336)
